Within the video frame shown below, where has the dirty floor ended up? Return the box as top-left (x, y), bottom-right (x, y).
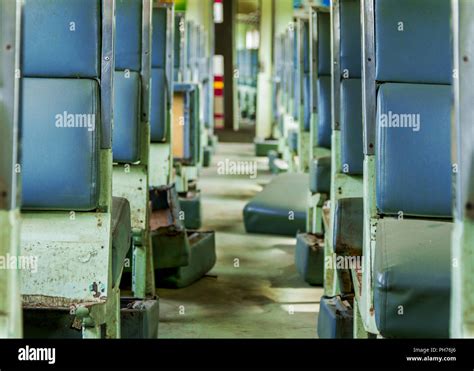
top-left (157, 143), bottom-right (323, 338)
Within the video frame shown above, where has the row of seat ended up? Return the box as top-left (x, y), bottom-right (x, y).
top-left (4, 0), bottom-right (217, 339)
top-left (247, 0), bottom-right (459, 339)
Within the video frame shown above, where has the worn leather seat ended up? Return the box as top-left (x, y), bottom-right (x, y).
top-left (316, 76), bottom-right (332, 149)
top-left (317, 296), bottom-right (353, 339)
top-left (21, 78), bottom-right (100, 210)
top-left (309, 157), bottom-right (331, 194)
top-left (21, 0), bottom-right (101, 211)
top-left (22, 0), bottom-right (100, 78)
top-left (375, 0), bottom-right (452, 84)
top-left (113, 71), bottom-right (142, 163)
top-left (113, 0), bottom-right (142, 163)
top-left (373, 0), bottom-right (452, 338)
top-left (374, 219), bottom-right (452, 338)
top-left (244, 173), bottom-right (308, 236)
top-left (376, 84), bottom-right (452, 217)
top-left (340, 79), bottom-right (363, 175)
top-left (150, 7), bottom-right (169, 142)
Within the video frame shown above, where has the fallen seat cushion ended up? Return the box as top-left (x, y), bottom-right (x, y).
top-left (179, 190), bottom-right (202, 230)
top-left (317, 296), bottom-right (353, 339)
top-left (374, 218), bottom-right (452, 338)
top-left (243, 173), bottom-right (308, 236)
top-left (309, 157), bottom-right (331, 194)
top-left (150, 185), bottom-right (190, 269)
top-left (156, 231), bottom-right (216, 289)
top-left (112, 197), bottom-right (132, 287)
top-left (295, 233), bottom-right (324, 286)
top-left (121, 298), bottom-right (160, 339)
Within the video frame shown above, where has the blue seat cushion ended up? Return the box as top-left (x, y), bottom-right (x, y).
top-left (150, 68), bottom-right (168, 142)
top-left (309, 157), bottom-right (331, 194)
top-left (333, 198), bottom-right (363, 256)
top-left (317, 12), bottom-right (331, 76)
top-left (21, 78), bottom-right (99, 210)
top-left (317, 296), bottom-right (353, 339)
top-left (317, 76), bottom-right (332, 149)
top-left (22, 0), bottom-right (100, 78)
top-left (374, 218), bottom-right (451, 338)
top-left (115, 0), bottom-right (142, 71)
top-left (340, 0), bottom-right (361, 78)
top-left (243, 174), bottom-right (308, 237)
top-left (113, 71), bottom-right (142, 163)
top-left (152, 7), bottom-right (167, 69)
top-left (375, 0), bottom-right (452, 84)
top-left (376, 83), bottom-right (452, 217)
top-left (295, 233), bottom-right (324, 286)
top-left (341, 79), bottom-right (363, 175)
top-left (156, 231), bottom-right (217, 289)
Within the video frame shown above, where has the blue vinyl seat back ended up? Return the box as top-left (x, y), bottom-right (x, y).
top-left (340, 0), bottom-right (361, 79)
top-left (174, 84), bottom-right (200, 164)
top-left (341, 79), bottom-right (363, 175)
top-left (21, 79), bottom-right (100, 210)
top-left (317, 12), bottom-right (331, 76)
top-left (152, 7), bottom-right (167, 69)
top-left (22, 0), bottom-right (100, 78)
top-left (317, 76), bottom-right (332, 149)
top-left (113, 0), bottom-right (143, 164)
top-left (115, 0), bottom-right (142, 71)
top-left (315, 11), bottom-right (331, 148)
top-left (21, 0), bottom-right (101, 211)
top-left (375, 0), bottom-right (452, 218)
top-left (150, 68), bottom-right (168, 142)
top-left (375, 0), bottom-right (452, 84)
top-left (376, 84), bottom-right (452, 217)
top-left (150, 7), bottom-right (169, 142)
top-left (339, 1), bottom-right (363, 176)
top-left (113, 72), bottom-right (142, 163)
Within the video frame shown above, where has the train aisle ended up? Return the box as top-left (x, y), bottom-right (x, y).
top-left (158, 143), bottom-right (323, 338)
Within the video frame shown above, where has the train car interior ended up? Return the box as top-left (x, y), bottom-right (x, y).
top-left (1, 0), bottom-right (474, 352)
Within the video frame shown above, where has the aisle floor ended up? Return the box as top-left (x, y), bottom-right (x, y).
top-left (157, 143), bottom-right (323, 338)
